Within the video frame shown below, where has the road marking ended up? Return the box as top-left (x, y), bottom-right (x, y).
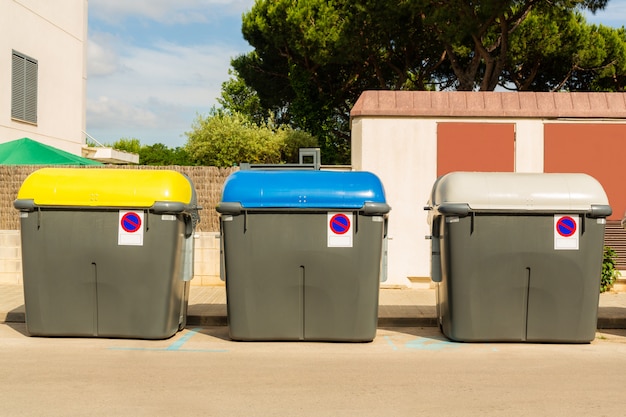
top-left (166, 328), bottom-right (200, 351)
top-left (405, 337), bottom-right (459, 351)
top-left (109, 328), bottom-right (227, 352)
top-left (384, 336), bottom-right (398, 350)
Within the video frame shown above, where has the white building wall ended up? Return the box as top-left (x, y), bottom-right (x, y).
top-left (514, 120), bottom-right (544, 173)
top-left (352, 117), bottom-right (438, 287)
top-left (0, 0), bottom-right (87, 154)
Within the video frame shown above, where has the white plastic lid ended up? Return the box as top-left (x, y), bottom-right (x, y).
top-left (430, 172), bottom-right (609, 212)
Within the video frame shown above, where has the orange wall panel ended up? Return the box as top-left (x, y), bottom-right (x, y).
top-left (437, 123), bottom-right (515, 177)
top-left (544, 124), bottom-right (626, 221)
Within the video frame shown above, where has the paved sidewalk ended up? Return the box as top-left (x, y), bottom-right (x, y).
top-left (186, 284), bottom-right (438, 327)
top-left (3, 283), bottom-right (626, 328)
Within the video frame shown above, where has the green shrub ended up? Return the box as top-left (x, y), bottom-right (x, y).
top-left (185, 111), bottom-right (317, 167)
top-left (601, 246), bottom-right (621, 293)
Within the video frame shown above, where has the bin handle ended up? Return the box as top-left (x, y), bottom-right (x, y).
top-left (588, 204), bottom-right (612, 218)
top-left (152, 201), bottom-right (186, 214)
top-left (362, 202), bottom-right (391, 215)
top-left (436, 203), bottom-right (470, 217)
top-left (184, 215), bottom-right (194, 238)
top-left (216, 202), bottom-right (242, 215)
top-left (14, 199), bottom-right (36, 212)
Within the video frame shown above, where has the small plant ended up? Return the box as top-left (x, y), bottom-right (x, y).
top-left (601, 246), bottom-right (621, 293)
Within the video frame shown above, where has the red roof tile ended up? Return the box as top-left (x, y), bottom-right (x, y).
top-left (350, 91), bottom-right (626, 118)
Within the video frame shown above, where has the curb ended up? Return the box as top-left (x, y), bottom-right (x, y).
top-left (6, 313), bottom-right (626, 330)
top-left (185, 316), bottom-right (442, 328)
top-left (377, 317), bottom-right (438, 327)
top-left (597, 318), bottom-right (626, 329)
top-left (1, 311), bottom-right (25, 323)
top-left (187, 315), bottom-right (228, 327)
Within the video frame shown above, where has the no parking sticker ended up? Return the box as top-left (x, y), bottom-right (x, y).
top-left (554, 214), bottom-right (579, 250)
top-left (119, 210), bottom-right (144, 246)
top-left (328, 212), bottom-right (353, 247)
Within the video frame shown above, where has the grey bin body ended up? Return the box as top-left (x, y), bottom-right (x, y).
top-left (14, 169), bottom-right (199, 340)
top-left (218, 170), bottom-right (390, 342)
top-left (427, 172), bottom-right (611, 343)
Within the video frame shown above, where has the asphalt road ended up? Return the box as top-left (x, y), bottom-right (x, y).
top-left (1, 324), bottom-right (626, 417)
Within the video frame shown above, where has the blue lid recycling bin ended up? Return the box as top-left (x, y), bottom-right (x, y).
top-left (217, 170), bottom-right (390, 342)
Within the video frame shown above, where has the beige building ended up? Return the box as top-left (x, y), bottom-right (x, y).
top-left (1, 0), bottom-right (88, 153)
top-left (351, 91), bottom-right (626, 288)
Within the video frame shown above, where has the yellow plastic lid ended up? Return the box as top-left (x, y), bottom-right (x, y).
top-left (16, 168), bottom-right (193, 208)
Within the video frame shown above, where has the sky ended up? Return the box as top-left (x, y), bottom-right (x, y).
top-left (86, 0), bottom-right (626, 149)
top-left (86, 0), bottom-right (255, 148)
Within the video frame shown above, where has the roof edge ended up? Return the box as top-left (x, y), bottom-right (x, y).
top-left (350, 91), bottom-right (626, 119)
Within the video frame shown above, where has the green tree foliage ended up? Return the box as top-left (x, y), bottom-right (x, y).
top-left (588, 26), bottom-right (626, 91)
top-left (281, 129), bottom-right (320, 163)
top-left (184, 110), bottom-right (317, 167)
top-left (601, 246), bottom-right (621, 293)
top-left (111, 137), bottom-right (141, 154)
top-left (139, 144), bottom-right (190, 166)
top-left (424, 0), bottom-right (609, 91)
top-left (233, 0), bottom-right (442, 164)
top-left (231, 0), bottom-right (622, 164)
top-left (110, 138), bottom-right (191, 165)
top-left (218, 70), bottom-right (267, 126)
top-left (504, 11), bottom-right (626, 91)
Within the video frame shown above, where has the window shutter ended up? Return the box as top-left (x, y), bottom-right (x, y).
top-left (11, 51), bottom-right (38, 124)
top-left (605, 221), bottom-right (626, 270)
top-left (24, 58), bottom-right (38, 123)
top-left (11, 54), bottom-right (24, 120)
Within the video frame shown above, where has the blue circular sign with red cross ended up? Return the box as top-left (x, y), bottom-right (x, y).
top-left (556, 216), bottom-right (576, 237)
top-left (121, 212), bottom-right (142, 233)
top-left (329, 213), bottom-right (351, 235)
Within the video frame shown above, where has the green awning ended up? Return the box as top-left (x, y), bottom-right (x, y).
top-left (0, 138), bottom-right (103, 165)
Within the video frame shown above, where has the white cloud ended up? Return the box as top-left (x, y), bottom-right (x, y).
top-left (86, 37), bottom-right (240, 145)
top-left (87, 96), bottom-right (159, 129)
top-left (87, 33), bottom-right (123, 76)
top-left (85, 0), bottom-right (257, 146)
top-left (85, 0), bottom-right (255, 146)
top-left (89, 0), bottom-right (255, 25)
top-left (87, 40), bottom-right (237, 112)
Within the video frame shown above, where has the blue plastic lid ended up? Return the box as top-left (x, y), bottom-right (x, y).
top-left (220, 170), bottom-right (387, 209)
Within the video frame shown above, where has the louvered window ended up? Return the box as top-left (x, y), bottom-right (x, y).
top-left (11, 51), bottom-right (38, 124)
top-left (604, 221), bottom-right (626, 270)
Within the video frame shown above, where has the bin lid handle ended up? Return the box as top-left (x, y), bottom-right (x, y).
top-left (216, 202), bottom-right (242, 215)
top-left (14, 199), bottom-right (35, 211)
top-left (362, 202), bottom-right (391, 215)
top-left (152, 201), bottom-right (186, 214)
top-left (588, 204), bottom-right (612, 218)
top-left (436, 203), bottom-right (471, 217)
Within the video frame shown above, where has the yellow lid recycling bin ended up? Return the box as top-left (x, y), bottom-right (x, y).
top-left (14, 168), bottom-right (200, 339)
